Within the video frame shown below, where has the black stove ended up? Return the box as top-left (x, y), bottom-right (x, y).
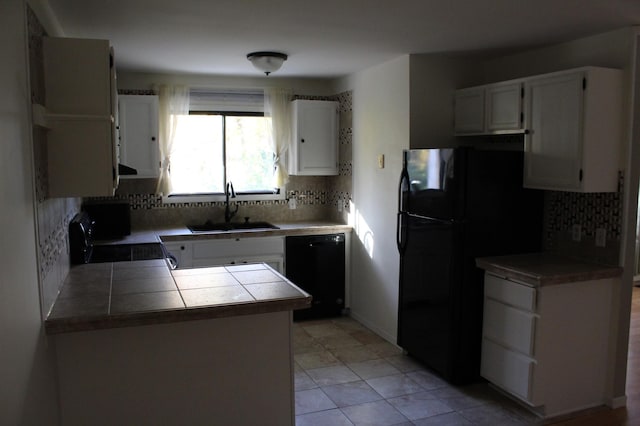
top-left (69, 212), bottom-right (166, 264)
top-left (89, 243), bottom-right (166, 263)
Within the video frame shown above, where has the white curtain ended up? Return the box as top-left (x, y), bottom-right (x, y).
top-left (264, 87), bottom-right (293, 187)
top-left (154, 84), bottom-right (190, 195)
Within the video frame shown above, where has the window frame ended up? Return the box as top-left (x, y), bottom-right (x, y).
top-left (162, 109), bottom-right (286, 204)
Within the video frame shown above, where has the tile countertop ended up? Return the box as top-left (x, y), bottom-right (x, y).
top-left (45, 261), bottom-right (311, 334)
top-left (93, 221), bottom-right (352, 245)
top-left (476, 252), bottom-right (623, 287)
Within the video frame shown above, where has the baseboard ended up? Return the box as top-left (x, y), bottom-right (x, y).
top-left (607, 395), bottom-right (627, 409)
top-left (348, 311), bottom-right (397, 345)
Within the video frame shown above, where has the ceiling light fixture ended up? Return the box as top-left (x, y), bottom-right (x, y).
top-left (247, 51), bottom-right (288, 75)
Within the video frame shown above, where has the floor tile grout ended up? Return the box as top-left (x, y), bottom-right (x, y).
top-left (294, 288), bottom-right (640, 425)
top-left (293, 316), bottom-right (538, 425)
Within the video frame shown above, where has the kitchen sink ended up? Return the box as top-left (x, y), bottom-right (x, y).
top-left (188, 220), bottom-right (280, 233)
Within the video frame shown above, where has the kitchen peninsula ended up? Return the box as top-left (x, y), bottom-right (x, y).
top-left (46, 260), bottom-right (311, 426)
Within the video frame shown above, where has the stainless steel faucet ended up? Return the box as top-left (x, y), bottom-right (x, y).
top-left (224, 182), bottom-right (239, 223)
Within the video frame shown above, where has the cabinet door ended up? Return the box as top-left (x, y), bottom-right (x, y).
top-left (290, 100), bottom-right (338, 175)
top-left (43, 37), bottom-right (119, 197)
top-left (118, 95), bottom-right (160, 178)
top-left (486, 83), bottom-right (523, 133)
top-left (454, 87), bottom-right (485, 135)
top-left (47, 117), bottom-right (117, 197)
top-left (523, 72), bottom-right (584, 191)
top-left (483, 299), bottom-right (536, 356)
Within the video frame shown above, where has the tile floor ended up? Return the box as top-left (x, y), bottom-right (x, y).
top-left (293, 316), bottom-right (540, 425)
top-left (294, 286), bottom-right (640, 425)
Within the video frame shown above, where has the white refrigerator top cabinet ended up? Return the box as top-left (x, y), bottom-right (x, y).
top-left (118, 95), bottom-right (160, 179)
top-left (42, 37), bottom-right (118, 198)
top-left (454, 81), bottom-right (524, 135)
top-left (523, 67), bottom-right (622, 193)
top-left (289, 99), bottom-right (339, 176)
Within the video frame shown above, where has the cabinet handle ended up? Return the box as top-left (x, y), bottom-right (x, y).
top-left (301, 138), bottom-right (305, 143)
top-left (151, 137), bottom-right (156, 141)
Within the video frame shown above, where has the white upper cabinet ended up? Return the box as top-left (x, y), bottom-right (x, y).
top-left (118, 95), bottom-right (160, 178)
top-left (454, 81), bottom-right (523, 135)
top-left (289, 99), bottom-right (339, 176)
top-left (485, 82), bottom-right (523, 133)
top-left (523, 67), bottom-right (622, 192)
top-left (42, 37), bottom-right (118, 197)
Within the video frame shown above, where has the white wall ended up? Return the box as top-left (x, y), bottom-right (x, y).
top-left (0, 0), bottom-right (60, 424)
top-left (335, 54), bottom-right (483, 343)
top-left (409, 54), bottom-right (480, 149)
top-left (337, 56), bottom-right (410, 342)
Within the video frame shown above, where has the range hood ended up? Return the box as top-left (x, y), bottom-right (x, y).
top-left (118, 163), bottom-right (138, 176)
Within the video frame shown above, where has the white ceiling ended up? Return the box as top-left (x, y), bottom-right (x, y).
top-left (45, 0), bottom-right (640, 78)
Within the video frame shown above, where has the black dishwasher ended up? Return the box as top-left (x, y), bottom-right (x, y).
top-left (285, 233), bottom-right (345, 321)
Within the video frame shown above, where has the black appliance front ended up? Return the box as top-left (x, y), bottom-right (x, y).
top-left (90, 243), bottom-right (166, 263)
top-left (82, 201), bottom-right (131, 240)
top-left (286, 234), bottom-right (345, 321)
top-left (396, 147), bottom-right (543, 385)
top-left (397, 215), bottom-right (465, 380)
top-left (399, 148), bottom-right (465, 221)
top-left (69, 212), bottom-right (93, 264)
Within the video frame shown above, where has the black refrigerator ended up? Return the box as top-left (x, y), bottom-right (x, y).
top-left (396, 147), bottom-right (543, 385)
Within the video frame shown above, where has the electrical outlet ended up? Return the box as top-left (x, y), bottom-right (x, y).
top-left (595, 228), bottom-right (607, 247)
top-left (571, 224), bottom-right (582, 242)
top-left (288, 197), bottom-right (297, 210)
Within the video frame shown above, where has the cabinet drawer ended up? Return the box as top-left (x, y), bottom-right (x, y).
top-left (485, 273), bottom-right (536, 311)
top-left (192, 237), bottom-right (284, 259)
top-left (483, 299), bottom-right (536, 356)
top-left (481, 339), bottom-right (534, 403)
top-left (192, 255), bottom-right (284, 274)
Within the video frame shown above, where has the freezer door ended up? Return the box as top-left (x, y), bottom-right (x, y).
top-left (403, 148), bottom-right (464, 219)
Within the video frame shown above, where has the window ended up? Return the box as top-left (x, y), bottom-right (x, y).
top-left (166, 90), bottom-right (283, 201)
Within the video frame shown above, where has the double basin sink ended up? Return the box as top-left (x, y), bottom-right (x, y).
top-left (188, 220), bottom-right (279, 233)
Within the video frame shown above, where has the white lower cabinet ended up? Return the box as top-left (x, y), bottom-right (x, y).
top-left (164, 237), bottom-right (284, 273)
top-left (162, 242), bottom-right (192, 268)
top-left (481, 272), bottom-right (614, 418)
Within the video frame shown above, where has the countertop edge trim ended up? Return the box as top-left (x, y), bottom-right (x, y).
top-left (45, 297), bottom-right (312, 335)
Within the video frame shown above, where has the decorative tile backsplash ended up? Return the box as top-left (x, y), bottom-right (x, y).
top-left (543, 171), bottom-right (623, 265)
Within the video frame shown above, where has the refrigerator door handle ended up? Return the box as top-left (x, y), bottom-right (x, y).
top-left (398, 152), bottom-right (410, 213)
top-left (397, 212), bottom-right (408, 254)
